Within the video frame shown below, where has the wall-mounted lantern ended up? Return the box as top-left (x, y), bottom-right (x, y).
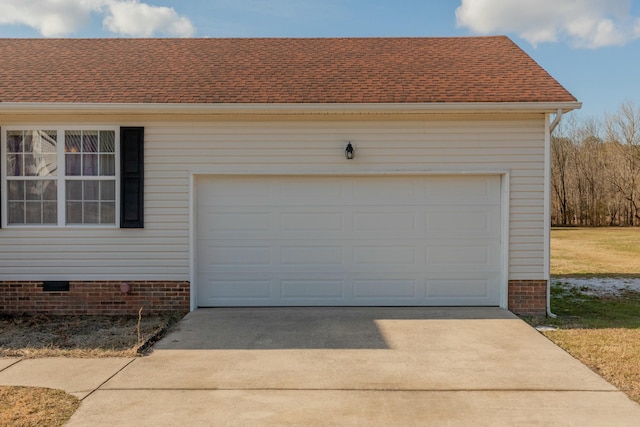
top-left (345, 142), bottom-right (354, 160)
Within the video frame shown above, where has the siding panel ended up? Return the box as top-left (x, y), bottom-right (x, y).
top-left (0, 114), bottom-right (545, 281)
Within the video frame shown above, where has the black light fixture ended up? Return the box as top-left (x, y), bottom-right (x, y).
top-left (345, 141), bottom-right (354, 160)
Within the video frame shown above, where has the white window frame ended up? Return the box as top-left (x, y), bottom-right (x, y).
top-left (1, 125), bottom-right (120, 228)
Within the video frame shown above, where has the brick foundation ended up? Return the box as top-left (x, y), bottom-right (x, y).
top-left (1, 279), bottom-right (547, 317)
top-left (508, 280), bottom-right (547, 317)
top-left (0, 281), bottom-right (190, 315)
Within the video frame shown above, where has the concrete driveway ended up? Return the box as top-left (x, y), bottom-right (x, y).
top-left (66, 307), bottom-right (640, 426)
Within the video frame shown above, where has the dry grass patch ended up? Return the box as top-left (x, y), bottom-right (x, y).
top-left (551, 227), bottom-right (640, 275)
top-left (0, 312), bottom-right (185, 358)
top-left (0, 386), bottom-right (79, 427)
top-left (543, 328), bottom-right (640, 404)
top-left (0, 312), bottom-right (185, 425)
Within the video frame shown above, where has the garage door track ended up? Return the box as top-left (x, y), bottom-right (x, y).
top-left (65, 307), bottom-right (640, 426)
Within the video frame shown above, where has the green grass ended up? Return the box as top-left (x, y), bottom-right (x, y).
top-left (538, 281), bottom-right (640, 329)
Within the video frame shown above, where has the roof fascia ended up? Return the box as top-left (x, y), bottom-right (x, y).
top-left (0, 102), bottom-right (582, 116)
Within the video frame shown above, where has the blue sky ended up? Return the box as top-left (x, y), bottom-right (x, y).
top-left (1, 0), bottom-right (639, 120)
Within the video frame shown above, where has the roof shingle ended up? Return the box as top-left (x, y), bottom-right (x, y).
top-left (0, 36), bottom-right (577, 104)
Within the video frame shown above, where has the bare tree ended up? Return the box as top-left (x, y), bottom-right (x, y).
top-left (550, 102), bottom-right (640, 227)
top-left (551, 134), bottom-right (573, 225)
top-left (606, 101), bottom-right (640, 225)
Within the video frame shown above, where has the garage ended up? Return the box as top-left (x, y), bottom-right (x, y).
top-left (0, 37), bottom-right (582, 316)
top-left (196, 174), bottom-right (503, 307)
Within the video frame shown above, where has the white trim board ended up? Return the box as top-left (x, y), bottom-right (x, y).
top-left (0, 101), bottom-right (582, 116)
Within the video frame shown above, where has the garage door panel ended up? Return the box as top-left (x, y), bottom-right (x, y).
top-left (425, 241), bottom-right (501, 267)
top-left (199, 177), bottom-right (274, 201)
top-left (352, 212), bottom-right (417, 232)
top-left (196, 175), bottom-right (503, 307)
top-left (200, 245), bottom-right (271, 267)
top-left (425, 176), bottom-right (501, 205)
top-left (201, 278), bottom-right (273, 300)
top-left (426, 208), bottom-right (501, 235)
top-left (281, 212), bottom-right (344, 232)
top-left (278, 179), bottom-right (346, 203)
top-left (353, 279), bottom-right (418, 299)
top-left (427, 245), bottom-right (489, 265)
top-left (426, 278), bottom-right (497, 300)
top-left (281, 280), bottom-right (345, 299)
top-left (280, 246), bottom-right (344, 265)
top-left (352, 246), bottom-right (417, 265)
top-left (352, 178), bottom-right (420, 203)
top-left (197, 212), bottom-right (271, 238)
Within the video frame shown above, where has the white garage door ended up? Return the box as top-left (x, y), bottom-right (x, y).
top-left (197, 175), bottom-right (502, 307)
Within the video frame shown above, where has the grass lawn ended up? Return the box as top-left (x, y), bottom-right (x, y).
top-left (551, 227), bottom-right (640, 275)
top-left (533, 227), bottom-right (640, 404)
top-left (545, 327), bottom-right (640, 404)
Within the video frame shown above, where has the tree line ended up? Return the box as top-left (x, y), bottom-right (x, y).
top-left (551, 101), bottom-right (640, 226)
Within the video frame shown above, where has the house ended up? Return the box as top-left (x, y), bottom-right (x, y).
top-left (0, 37), bottom-right (579, 316)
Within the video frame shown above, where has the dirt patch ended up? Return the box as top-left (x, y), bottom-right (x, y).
top-left (0, 312), bottom-right (185, 358)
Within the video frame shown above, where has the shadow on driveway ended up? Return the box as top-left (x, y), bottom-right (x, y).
top-left (154, 306), bottom-right (515, 350)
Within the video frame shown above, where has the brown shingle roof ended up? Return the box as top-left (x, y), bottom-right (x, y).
top-left (0, 36), bottom-right (576, 104)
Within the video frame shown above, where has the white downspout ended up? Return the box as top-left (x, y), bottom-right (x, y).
top-left (545, 109), bottom-right (562, 318)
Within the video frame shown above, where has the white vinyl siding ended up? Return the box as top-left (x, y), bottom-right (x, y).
top-left (0, 113), bottom-right (545, 281)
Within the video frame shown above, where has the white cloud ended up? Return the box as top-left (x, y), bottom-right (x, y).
top-left (103, 1), bottom-right (194, 37)
top-left (455, 0), bottom-right (640, 48)
top-left (0, 1), bottom-right (100, 36)
top-left (0, 0), bottom-right (194, 37)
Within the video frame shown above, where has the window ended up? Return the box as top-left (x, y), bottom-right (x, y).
top-left (64, 130), bottom-right (117, 225)
top-left (2, 127), bottom-right (119, 227)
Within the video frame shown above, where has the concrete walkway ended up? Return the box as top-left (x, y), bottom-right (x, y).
top-left (2, 307), bottom-right (640, 426)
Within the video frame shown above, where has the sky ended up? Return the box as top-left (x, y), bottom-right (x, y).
top-left (0, 0), bottom-right (639, 121)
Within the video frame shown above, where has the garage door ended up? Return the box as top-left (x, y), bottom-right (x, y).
top-left (196, 175), bottom-right (502, 307)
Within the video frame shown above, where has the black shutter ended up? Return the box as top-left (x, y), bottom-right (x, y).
top-left (120, 127), bottom-right (144, 228)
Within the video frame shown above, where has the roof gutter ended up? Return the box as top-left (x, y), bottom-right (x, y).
top-left (0, 101), bottom-right (582, 116)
